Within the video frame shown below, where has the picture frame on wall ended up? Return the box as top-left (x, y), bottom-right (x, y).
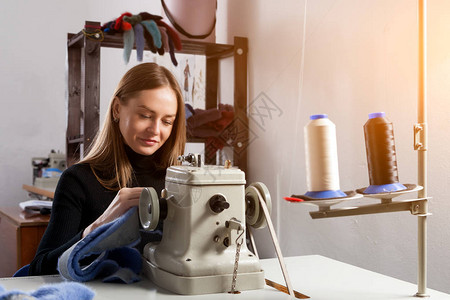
top-left (148, 52), bottom-right (206, 110)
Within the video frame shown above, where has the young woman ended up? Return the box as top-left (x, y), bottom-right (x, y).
top-left (29, 63), bottom-right (186, 275)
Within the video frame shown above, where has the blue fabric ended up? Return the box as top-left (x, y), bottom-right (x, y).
top-left (57, 207), bottom-right (142, 284)
top-left (0, 282), bottom-right (94, 300)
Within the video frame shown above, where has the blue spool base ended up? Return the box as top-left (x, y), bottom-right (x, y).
top-left (363, 183), bottom-right (407, 194)
top-left (304, 190), bottom-right (347, 199)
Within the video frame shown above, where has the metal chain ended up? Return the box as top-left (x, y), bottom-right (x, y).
top-left (230, 229), bottom-right (244, 293)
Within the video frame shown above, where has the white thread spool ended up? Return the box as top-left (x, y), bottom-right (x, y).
top-left (304, 114), bottom-right (345, 198)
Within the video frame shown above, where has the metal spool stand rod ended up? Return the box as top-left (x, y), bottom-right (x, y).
top-left (415, 0), bottom-right (428, 297)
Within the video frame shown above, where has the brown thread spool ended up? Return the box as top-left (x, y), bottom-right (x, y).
top-left (363, 112), bottom-right (406, 193)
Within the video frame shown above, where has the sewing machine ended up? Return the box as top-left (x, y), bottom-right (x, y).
top-left (139, 154), bottom-right (272, 295)
top-left (32, 150), bottom-right (66, 192)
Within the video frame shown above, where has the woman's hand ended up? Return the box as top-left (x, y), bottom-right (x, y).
top-left (82, 187), bottom-right (144, 238)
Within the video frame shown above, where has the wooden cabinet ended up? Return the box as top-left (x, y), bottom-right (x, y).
top-left (0, 206), bottom-right (49, 277)
top-left (66, 21), bottom-right (249, 173)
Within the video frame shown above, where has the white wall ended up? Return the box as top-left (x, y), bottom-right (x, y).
top-left (0, 0), bottom-right (163, 202)
top-left (220, 0), bottom-right (450, 294)
top-left (0, 0), bottom-right (449, 294)
top-left (0, 0), bottom-right (86, 204)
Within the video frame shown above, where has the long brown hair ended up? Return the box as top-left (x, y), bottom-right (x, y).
top-left (81, 63), bottom-right (186, 190)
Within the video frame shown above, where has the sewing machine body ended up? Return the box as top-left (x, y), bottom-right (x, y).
top-left (141, 164), bottom-right (265, 295)
top-left (32, 151), bottom-right (66, 192)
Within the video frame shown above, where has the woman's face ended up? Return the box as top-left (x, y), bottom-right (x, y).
top-left (114, 86), bottom-right (178, 156)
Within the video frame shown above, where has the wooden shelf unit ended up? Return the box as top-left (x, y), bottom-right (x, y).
top-left (66, 21), bottom-right (249, 173)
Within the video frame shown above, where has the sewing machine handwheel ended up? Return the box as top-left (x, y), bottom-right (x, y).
top-left (245, 186), bottom-right (260, 226)
top-left (245, 182), bottom-right (272, 229)
top-left (252, 182), bottom-right (272, 229)
top-left (139, 187), bottom-right (160, 231)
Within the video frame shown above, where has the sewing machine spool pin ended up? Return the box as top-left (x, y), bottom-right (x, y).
top-left (177, 153), bottom-right (202, 167)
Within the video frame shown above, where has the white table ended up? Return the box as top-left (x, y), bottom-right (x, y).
top-left (1, 255), bottom-right (449, 299)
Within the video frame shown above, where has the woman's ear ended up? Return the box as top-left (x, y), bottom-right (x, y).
top-left (112, 97), bottom-right (121, 120)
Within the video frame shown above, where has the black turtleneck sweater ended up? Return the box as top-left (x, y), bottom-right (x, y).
top-left (28, 146), bottom-right (166, 276)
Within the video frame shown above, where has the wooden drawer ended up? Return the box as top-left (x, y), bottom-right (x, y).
top-left (0, 206), bottom-right (49, 277)
top-left (0, 213), bottom-right (18, 277)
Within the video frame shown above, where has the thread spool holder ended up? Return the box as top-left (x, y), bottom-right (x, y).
top-left (309, 196), bottom-right (430, 219)
top-left (303, 185), bottom-right (430, 219)
top-left (294, 185), bottom-right (431, 298)
top-left (296, 193), bottom-right (363, 212)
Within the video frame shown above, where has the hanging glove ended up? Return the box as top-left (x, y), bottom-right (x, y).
top-left (102, 20), bottom-right (117, 34)
top-left (134, 23), bottom-right (145, 61)
top-left (142, 26), bottom-right (158, 53)
top-left (123, 15), bottom-right (142, 26)
top-left (141, 20), bottom-right (162, 49)
top-left (139, 12), bottom-right (163, 21)
top-left (164, 28), bottom-right (178, 66)
top-left (156, 20), bottom-right (182, 51)
top-left (123, 27), bottom-right (134, 64)
top-left (114, 12), bottom-right (133, 32)
top-left (158, 26), bottom-right (168, 55)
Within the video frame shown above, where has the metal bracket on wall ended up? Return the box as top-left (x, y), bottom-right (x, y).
top-left (414, 123), bottom-right (428, 151)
